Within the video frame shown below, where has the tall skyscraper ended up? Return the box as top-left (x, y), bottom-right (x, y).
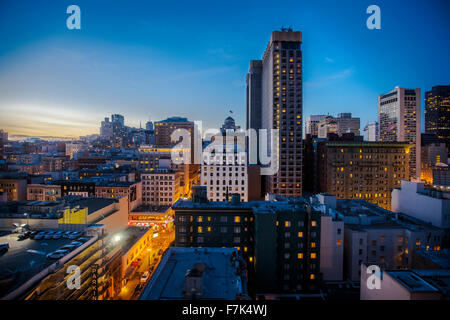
top-left (425, 85), bottom-right (450, 158)
top-left (305, 115), bottom-right (327, 137)
top-left (378, 87), bottom-right (421, 179)
top-left (246, 29), bottom-right (303, 197)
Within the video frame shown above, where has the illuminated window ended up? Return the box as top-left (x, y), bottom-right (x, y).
top-left (297, 253), bottom-right (303, 259)
top-left (310, 274), bottom-right (315, 280)
top-left (234, 216), bottom-right (240, 223)
top-left (311, 253), bottom-right (317, 259)
top-left (285, 221), bottom-right (291, 227)
top-left (298, 232), bottom-right (303, 238)
top-left (311, 221), bottom-right (317, 227)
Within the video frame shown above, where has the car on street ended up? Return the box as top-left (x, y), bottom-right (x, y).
top-left (18, 231), bottom-right (32, 240)
top-left (0, 243), bottom-right (9, 253)
top-left (140, 271), bottom-right (150, 283)
top-left (29, 231), bottom-right (39, 239)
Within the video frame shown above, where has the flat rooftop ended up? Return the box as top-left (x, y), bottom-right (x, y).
top-left (140, 247), bottom-right (244, 300)
top-left (387, 270), bottom-right (440, 293)
top-left (120, 226), bottom-right (153, 253)
top-left (415, 249), bottom-right (450, 269)
top-left (0, 197), bottom-right (118, 218)
top-left (0, 231), bottom-right (89, 298)
top-left (336, 199), bottom-right (391, 217)
top-left (132, 205), bottom-right (171, 214)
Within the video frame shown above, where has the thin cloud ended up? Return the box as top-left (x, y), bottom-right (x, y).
top-left (325, 57), bottom-right (334, 63)
top-left (304, 68), bottom-right (355, 88)
top-left (165, 66), bottom-right (232, 80)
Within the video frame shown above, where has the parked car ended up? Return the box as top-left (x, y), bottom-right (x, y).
top-left (52, 234), bottom-right (62, 240)
top-left (140, 271), bottom-right (150, 283)
top-left (44, 234), bottom-right (54, 240)
top-left (59, 244), bottom-right (77, 251)
top-left (70, 241), bottom-right (83, 247)
top-left (0, 243), bottom-right (9, 253)
top-left (46, 249), bottom-right (69, 259)
top-left (77, 237), bottom-right (90, 243)
top-left (62, 231), bottom-right (74, 239)
top-left (34, 233), bottom-right (44, 240)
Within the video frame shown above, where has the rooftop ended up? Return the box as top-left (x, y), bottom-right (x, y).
top-left (120, 226), bottom-right (153, 253)
top-left (132, 205), bottom-right (171, 214)
top-left (140, 247), bottom-right (246, 300)
top-left (0, 230), bottom-right (91, 298)
top-left (387, 270), bottom-right (439, 293)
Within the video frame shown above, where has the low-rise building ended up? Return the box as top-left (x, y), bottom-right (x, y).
top-left (141, 169), bottom-right (181, 206)
top-left (0, 172), bottom-right (28, 201)
top-left (360, 263), bottom-right (444, 300)
top-left (328, 198), bottom-right (443, 282)
top-left (129, 205), bottom-right (173, 227)
top-left (27, 184), bottom-right (62, 201)
top-left (0, 225), bottom-right (123, 300)
top-left (0, 196), bottom-right (128, 234)
top-left (139, 247), bottom-right (249, 300)
top-left (95, 180), bottom-right (142, 212)
top-left (119, 226), bottom-right (155, 283)
top-left (391, 180), bottom-right (450, 229)
top-left (173, 187), bottom-right (324, 294)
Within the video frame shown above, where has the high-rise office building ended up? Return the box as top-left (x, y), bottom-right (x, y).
top-left (420, 133), bottom-right (448, 184)
top-left (305, 115), bottom-right (327, 137)
top-left (154, 117), bottom-right (194, 147)
top-left (378, 87), bottom-right (421, 179)
top-left (425, 85), bottom-right (450, 158)
top-left (246, 29), bottom-right (303, 197)
top-left (363, 122), bottom-right (379, 142)
top-left (317, 113), bottom-right (360, 139)
top-left (246, 60), bottom-right (263, 132)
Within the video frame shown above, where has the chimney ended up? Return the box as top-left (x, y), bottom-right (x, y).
top-left (184, 263), bottom-right (205, 298)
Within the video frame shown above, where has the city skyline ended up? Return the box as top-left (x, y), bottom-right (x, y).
top-left (1, 0), bottom-right (449, 138)
top-left (0, 1), bottom-right (449, 303)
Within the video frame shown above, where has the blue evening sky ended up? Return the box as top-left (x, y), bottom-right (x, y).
top-left (0, 0), bottom-right (449, 138)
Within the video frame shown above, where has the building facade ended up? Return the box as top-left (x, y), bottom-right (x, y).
top-left (305, 115), bottom-right (327, 137)
top-left (378, 87), bottom-right (421, 179)
top-left (425, 85), bottom-right (450, 158)
top-left (317, 140), bottom-right (412, 210)
top-left (318, 113), bottom-right (360, 139)
top-left (140, 169), bottom-right (181, 206)
top-left (247, 29), bottom-right (303, 197)
top-left (27, 184), bottom-right (62, 201)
